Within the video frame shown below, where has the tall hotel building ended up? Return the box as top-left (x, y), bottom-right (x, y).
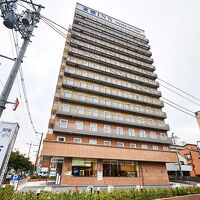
top-left (41, 3), bottom-right (177, 186)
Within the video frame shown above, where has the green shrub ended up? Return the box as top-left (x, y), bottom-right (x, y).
top-left (1, 185), bottom-right (200, 200)
top-left (0, 185), bottom-right (14, 200)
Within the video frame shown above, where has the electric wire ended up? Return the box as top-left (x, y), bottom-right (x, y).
top-left (158, 77), bottom-right (200, 103)
top-left (162, 100), bottom-right (195, 118)
top-left (10, 30), bottom-right (39, 141)
top-left (161, 97), bottom-right (194, 114)
top-left (41, 15), bottom-right (68, 32)
top-left (160, 83), bottom-right (200, 107)
top-left (41, 17), bottom-right (67, 39)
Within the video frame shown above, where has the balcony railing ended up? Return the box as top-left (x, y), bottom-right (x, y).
top-left (61, 79), bottom-right (164, 108)
top-left (53, 123), bottom-right (172, 144)
top-left (72, 24), bottom-right (152, 57)
top-left (70, 32), bottom-right (153, 64)
top-left (75, 11), bottom-right (149, 44)
top-left (56, 107), bottom-right (170, 131)
top-left (65, 56), bottom-right (159, 88)
top-left (59, 91), bottom-right (166, 119)
top-left (74, 16), bottom-right (150, 50)
top-left (66, 46), bottom-right (156, 79)
top-left (63, 67), bottom-right (161, 98)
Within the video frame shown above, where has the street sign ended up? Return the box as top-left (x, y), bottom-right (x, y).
top-left (0, 122), bottom-right (19, 185)
top-left (11, 174), bottom-right (20, 181)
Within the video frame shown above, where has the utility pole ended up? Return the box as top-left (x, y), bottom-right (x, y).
top-left (34, 132), bottom-right (43, 173)
top-left (172, 133), bottom-right (183, 178)
top-left (195, 111), bottom-right (200, 131)
top-left (0, 0), bottom-right (44, 118)
top-left (26, 142), bottom-right (32, 158)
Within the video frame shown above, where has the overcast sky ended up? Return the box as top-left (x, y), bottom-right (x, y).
top-left (0, 0), bottom-right (200, 161)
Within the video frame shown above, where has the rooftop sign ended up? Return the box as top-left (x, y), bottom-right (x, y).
top-left (76, 3), bottom-right (145, 36)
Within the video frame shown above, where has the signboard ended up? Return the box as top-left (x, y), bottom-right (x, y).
top-left (76, 3), bottom-right (145, 36)
top-left (11, 174), bottom-right (20, 181)
top-left (0, 122), bottom-right (19, 185)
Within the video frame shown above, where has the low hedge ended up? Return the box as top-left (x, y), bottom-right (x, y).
top-left (0, 185), bottom-right (200, 200)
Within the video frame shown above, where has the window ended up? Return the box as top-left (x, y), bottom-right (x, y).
top-left (78, 94), bottom-right (85, 101)
top-left (77, 107), bottom-right (85, 115)
top-left (128, 129), bottom-right (135, 136)
top-left (59, 119), bottom-right (68, 128)
top-left (71, 48), bottom-right (78, 53)
top-left (127, 115), bottom-right (134, 122)
top-left (103, 160), bottom-right (140, 177)
top-left (82, 61), bottom-right (89, 66)
top-left (75, 121), bottom-right (83, 130)
top-left (104, 125), bottom-right (111, 134)
top-left (93, 85), bottom-right (99, 91)
top-left (94, 64), bottom-right (100, 69)
top-left (91, 109), bottom-right (98, 117)
top-left (70, 57), bottom-right (76, 63)
top-left (92, 96), bottom-right (99, 103)
top-left (140, 130), bottom-right (146, 137)
top-left (62, 104), bottom-right (70, 112)
top-left (185, 154), bottom-right (191, 160)
top-left (104, 88), bottom-right (111, 94)
top-left (90, 123), bottom-right (97, 132)
top-left (150, 132), bottom-right (156, 139)
top-left (83, 52), bottom-right (90, 57)
top-left (117, 142), bottom-right (124, 147)
top-left (135, 106), bottom-right (140, 112)
top-left (104, 141), bottom-right (111, 146)
top-left (80, 82), bottom-right (87, 88)
top-left (89, 139), bottom-right (97, 145)
top-left (145, 108), bottom-right (150, 113)
top-left (68, 68), bottom-right (75, 73)
top-left (130, 144), bottom-right (136, 148)
top-left (64, 91), bottom-right (72, 98)
top-left (73, 138), bottom-right (82, 143)
top-left (104, 111), bottom-right (111, 119)
top-left (57, 136), bottom-right (65, 142)
top-left (93, 74), bottom-right (99, 79)
top-left (163, 146), bottom-right (169, 151)
top-left (152, 145), bottom-right (158, 150)
top-left (147, 119), bottom-right (153, 125)
top-left (115, 113), bottom-right (123, 120)
top-left (142, 144), bottom-right (148, 149)
top-left (81, 71), bottom-right (88, 77)
top-left (116, 127), bottom-right (123, 135)
top-left (115, 101), bottom-right (122, 108)
top-left (160, 133), bottom-right (166, 140)
top-left (103, 99), bottom-right (111, 106)
top-left (163, 147), bottom-right (169, 151)
top-left (72, 158), bottom-right (97, 177)
top-left (66, 79), bottom-right (74, 85)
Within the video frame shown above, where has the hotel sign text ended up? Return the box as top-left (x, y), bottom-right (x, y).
top-left (76, 3), bottom-right (145, 36)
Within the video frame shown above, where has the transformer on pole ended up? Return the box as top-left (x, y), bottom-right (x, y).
top-left (0, 0), bottom-right (44, 118)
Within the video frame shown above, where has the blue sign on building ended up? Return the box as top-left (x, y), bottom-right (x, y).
top-left (11, 174), bottom-right (20, 181)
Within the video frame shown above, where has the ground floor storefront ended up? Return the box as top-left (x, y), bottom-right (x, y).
top-left (46, 157), bottom-right (170, 186)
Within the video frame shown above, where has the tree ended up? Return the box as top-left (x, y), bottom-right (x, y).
top-left (7, 151), bottom-right (34, 175)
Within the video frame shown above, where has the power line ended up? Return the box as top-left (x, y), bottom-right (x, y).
top-left (41, 17), bottom-right (67, 39)
top-left (163, 100), bottom-right (195, 118)
top-left (10, 30), bottom-right (39, 141)
top-left (160, 83), bottom-right (200, 107)
top-left (161, 97), bottom-right (195, 114)
top-left (41, 15), bottom-right (68, 32)
top-left (158, 77), bottom-right (200, 103)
